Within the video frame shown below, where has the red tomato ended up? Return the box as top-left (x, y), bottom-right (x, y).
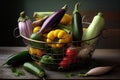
top-left (63, 57), bottom-right (72, 64)
top-left (59, 60), bottom-right (70, 68)
top-left (66, 48), bottom-right (76, 57)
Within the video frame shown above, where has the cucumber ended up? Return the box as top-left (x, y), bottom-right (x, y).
top-left (23, 62), bottom-right (45, 78)
top-left (3, 51), bottom-right (32, 66)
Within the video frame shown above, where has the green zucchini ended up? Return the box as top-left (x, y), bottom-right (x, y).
top-left (54, 24), bottom-right (71, 34)
top-left (72, 3), bottom-right (83, 46)
top-left (82, 12), bottom-right (105, 46)
top-left (30, 32), bottom-right (45, 49)
top-left (23, 62), bottom-right (45, 78)
top-left (3, 51), bottom-right (32, 66)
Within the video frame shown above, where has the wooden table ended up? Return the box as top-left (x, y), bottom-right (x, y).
top-left (0, 47), bottom-right (120, 79)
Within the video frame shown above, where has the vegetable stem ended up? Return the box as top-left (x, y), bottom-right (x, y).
top-left (78, 73), bottom-right (87, 77)
top-left (18, 11), bottom-right (29, 22)
top-left (98, 12), bottom-right (104, 17)
top-left (62, 4), bottom-right (67, 10)
top-left (73, 2), bottom-right (80, 14)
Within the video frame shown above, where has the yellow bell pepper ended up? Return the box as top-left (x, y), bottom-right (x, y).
top-left (46, 29), bottom-right (72, 48)
top-left (60, 13), bottom-right (72, 25)
top-left (33, 26), bottom-right (41, 33)
top-left (29, 47), bottom-right (45, 57)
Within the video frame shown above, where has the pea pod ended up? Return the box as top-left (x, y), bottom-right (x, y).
top-left (23, 62), bottom-right (45, 78)
top-left (72, 3), bottom-right (83, 46)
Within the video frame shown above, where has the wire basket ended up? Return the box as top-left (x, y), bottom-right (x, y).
top-left (18, 22), bottom-right (101, 71)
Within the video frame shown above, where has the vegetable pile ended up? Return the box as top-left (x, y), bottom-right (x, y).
top-left (17, 1), bottom-right (106, 73)
top-left (3, 2), bottom-right (114, 79)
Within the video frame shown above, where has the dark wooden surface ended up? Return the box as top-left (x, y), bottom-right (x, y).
top-left (0, 47), bottom-right (120, 79)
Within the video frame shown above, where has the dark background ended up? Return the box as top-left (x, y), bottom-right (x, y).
top-left (0, 0), bottom-right (120, 48)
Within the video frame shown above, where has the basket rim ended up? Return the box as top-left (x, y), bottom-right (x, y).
top-left (20, 32), bottom-right (101, 44)
top-left (19, 22), bottom-right (101, 44)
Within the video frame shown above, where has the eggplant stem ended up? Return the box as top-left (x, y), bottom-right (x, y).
top-left (62, 4), bottom-right (67, 10)
top-left (73, 2), bottom-right (80, 14)
top-left (18, 11), bottom-right (29, 22)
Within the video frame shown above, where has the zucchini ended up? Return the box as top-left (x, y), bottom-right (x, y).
top-left (30, 32), bottom-right (45, 49)
top-left (23, 62), bottom-right (45, 78)
top-left (72, 3), bottom-right (83, 46)
top-left (3, 51), bottom-right (32, 66)
top-left (82, 12), bottom-right (105, 46)
top-left (55, 24), bottom-right (71, 34)
top-left (33, 12), bottom-right (54, 19)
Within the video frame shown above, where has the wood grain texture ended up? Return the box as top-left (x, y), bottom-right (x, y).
top-left (0, 47), bottom-right (120, 79)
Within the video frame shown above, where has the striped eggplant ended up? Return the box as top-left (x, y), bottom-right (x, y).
top-left (38, 5), bottom-right (67, 35)
top-left (18, 11), bottom-right (33, 38)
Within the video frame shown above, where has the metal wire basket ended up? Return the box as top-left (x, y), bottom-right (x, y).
top-left (19, 22), bottom-right (101, 71)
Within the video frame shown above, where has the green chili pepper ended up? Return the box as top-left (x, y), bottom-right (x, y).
top-left (3, 51), bottom-right (32, 66)
top-left (40, 55), bottom-right (55, 64)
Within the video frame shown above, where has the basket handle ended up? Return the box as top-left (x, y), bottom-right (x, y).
top-left (82, 15), bottom-right (91, 26)
top-left (13, 27), bottom-right (20, 38)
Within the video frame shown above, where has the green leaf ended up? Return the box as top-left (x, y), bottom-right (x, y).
top-left (11, 67), bottom-right (25, 77)
top-left (64, 73), bottom-right (74, 78)
top-left (77, 73), bottom-right (87, 77)
top-left (77, 71), bottom-right (88, 77)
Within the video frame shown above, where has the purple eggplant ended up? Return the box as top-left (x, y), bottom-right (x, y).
top-left (32, 16), bottom-right (48, 27)
top-left (38, 5), bottom-right (67, 35)
top-left (18, 11), bottom-right (33, 38)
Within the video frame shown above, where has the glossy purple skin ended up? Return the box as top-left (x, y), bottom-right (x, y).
top-left (38, 7), bottom-right (66, 34)
top-left (39, 16), bottom-right (48, 26)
